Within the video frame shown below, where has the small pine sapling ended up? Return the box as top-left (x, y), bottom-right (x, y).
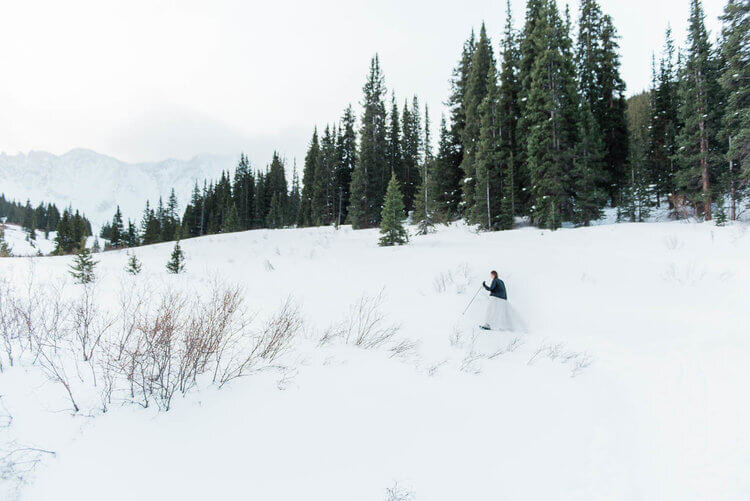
top-left (69, 247), bottom-right (98, 284)
top-left (166, 241), bottom-right (185, 274)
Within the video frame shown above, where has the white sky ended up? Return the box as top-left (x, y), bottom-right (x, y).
top-left (0, 0), bottom-right (724, 168)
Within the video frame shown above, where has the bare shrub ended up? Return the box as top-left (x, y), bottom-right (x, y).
top-left (448, 325), bottom-right (464, 348)
top-left (663, 261), bottom-right (706, 285)
top-left (527, 342), bottom-right (593, 377)
top-left (385, 482), bottom-right (415, 501)
top-left (71, 283), bottom-right (115, 363)
top-left (335, 290), bottom-right (400, 349)
top-left (433, 271), bottom-right (453, 293)
top-left (433, 262), bottom-right (474, 294)
top-left (664, 234), bottom-right (683, 250)
top-left (0, 280), bottom-right (20, 372)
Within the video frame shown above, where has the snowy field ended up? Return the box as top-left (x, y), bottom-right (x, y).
top-left (1, 221), bottom-right (749, 500)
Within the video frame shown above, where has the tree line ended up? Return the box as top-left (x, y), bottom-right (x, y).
top-left (92, 0), bottom-right (747, 252)
top-left (0, 193), bottom-right (93, 254)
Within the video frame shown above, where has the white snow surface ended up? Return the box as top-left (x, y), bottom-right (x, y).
top-left (0, 149), bottom-right (234, 226)
top-left (1, 221), bottom-right (749, 500)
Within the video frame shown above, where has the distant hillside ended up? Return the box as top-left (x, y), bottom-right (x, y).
top-left (0, 149), bottom-right (234, 227)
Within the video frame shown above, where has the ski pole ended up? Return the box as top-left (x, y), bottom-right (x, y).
top-left (462, 285), bottom-right (484, 315)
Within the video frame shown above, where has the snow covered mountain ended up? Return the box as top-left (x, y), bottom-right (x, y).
top-left (0, 149), bottom-right (235, 227)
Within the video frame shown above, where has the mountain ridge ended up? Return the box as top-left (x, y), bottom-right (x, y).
top-left (0, 149), bottom-right (236, 227)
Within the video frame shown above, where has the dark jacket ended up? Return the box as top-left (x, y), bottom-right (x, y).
top-left (483, 277), bottom-right (507, 300)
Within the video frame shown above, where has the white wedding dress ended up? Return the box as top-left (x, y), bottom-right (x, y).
top-left (482, 296), bottom-right (522, 331)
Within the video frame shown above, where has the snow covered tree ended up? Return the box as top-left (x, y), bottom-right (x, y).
top-left (166, 241), bottom-right (185, 274)
top-left (336, 105), bottom-right (357, 224)
top-left (676, 0), bottom-right (722, 220)
top-left (461, 23), bottom-right (495, 218)
top-left (349, 55), bottom-right (388, 228)
top-left (379, 173), bottom-right (408, 246)
top-left (648, 28), bottom-right (680, 205)
top-left (472, 63), bottom-right (502, 230)
top-left (386, 94), bottom-right (403, 186)
top-left (447, 31), bottom-right (476, 217)
top-left (717, 0), bottom-right (749, 220)
top-left (572, 102), bottom-right (608, 225)
top-left (222, 204), bottom-right (240, 233)
top-left (126, 252), bottom-right (142, 275)
top-left (498, 0), bottom-right (521, 228)
top-left (431, 116), bottom-right (462, 221)
top-left (69, 246), bottom-right (97, 284)
top-left (299, 128), bottom-right (321, 227)
top-left (110, 205), bottom-right (125, 248)
top-left (401, 96), bottom-right (422, 213)
top-left (413, 105), bottom-right (435, 235)
top-left (525, 1), bottom-right (579, 229)
top-left (0, 225), bottom-right (12, 257)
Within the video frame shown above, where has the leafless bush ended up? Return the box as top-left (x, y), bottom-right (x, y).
top-left (664, 234), bottom-right (683, 250)
top-left (389, 338), bottom-right (418, 358)
top-left (527, 342), bottom-right (593, 377)
top-left (0, 280), bottom-right (20, 372)
top-left (433, 271), bottom-right (453, 293)
top-left (385, 482), bottom-right (415, 501)
top-left (71, 283), bottom-right (115, 363)
top-left (663, 261), bottom-right (706, 285)
top-left (214, 296), bottom-right (301, 388)
top-left (433, 263), bottom-right (474, 294)
top-left (448, 325), bottom-right (464, 348)
top-left (264, 259), bottom-right (275, 271)
top-left (334, 290), bottom-right (400, 349)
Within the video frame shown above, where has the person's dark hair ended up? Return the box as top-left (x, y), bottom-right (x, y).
top-left (490, 270), bottom-right (498, 278)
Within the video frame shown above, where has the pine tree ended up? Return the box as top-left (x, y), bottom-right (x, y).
top-left (379, 174), bottom-right (408, 246)
top-left (597, 14), bottom-right (629, 203)
top-left (517, 0), bottom-right (547, 212)
top-left (299, 129), bottom-right (321, 226)
top-left (222, 204), bottom-right (240, 233)
top-left (126, 252), bottom-right (142, 275)
top-left (498, 1), bottom-right (521, 228)
top-left (289, 160), bottom-right (301, 226)
top-left (624, 92), bottom-right (653, 222)
top-left (714, 195), bottom-right (728, 226)
top-left (718, 0), bottom-right (749, 220)
top-left (336, 106), bottom-right (357, 225)
top-left (0, 225), bottom-right (12, 257)
top-left (349, 55), bottom-right (388, 228)
top-left (401, 96), bottom-right (423, 213)
top-left (413, 104), bottom-right (435, 235)
top-left (648, 28), bottom-right (680, 204)
top-left (313, 125), bottom-right (336, 225)
top-left (110, 206), bottom-right (125, 247)
top-left (676, 0), bottom-right (722, 221)
top-left (525, 1), bottom-right (579, 229)
top-left (166, 241), bottom-right (185, 274)
top-left (473, 63), bottom-right (502, 230)
top-left (126, 220), bottom-right (139, 247)
top-left (572, 102), bottom-right (608, 225)
top-left (386, 94), bottom-right (403, 183)
top-left (447, 31), bottom-right (476, 215)
top-left (69, 246), bottom-right (97, 284)
top-left (461, 23), bottom-right (495, 218)
top-left (431, 116), bottom-right (462, 221)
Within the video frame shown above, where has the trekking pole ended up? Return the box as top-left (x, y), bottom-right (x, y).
top-left (462, 285), bottom-right (484, 315)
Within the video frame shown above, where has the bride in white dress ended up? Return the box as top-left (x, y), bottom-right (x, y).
top-left (480, 271), bottom-right (522, 331)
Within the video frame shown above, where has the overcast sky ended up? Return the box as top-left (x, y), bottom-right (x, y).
top-left (0, 0), bottom-right (724, 169)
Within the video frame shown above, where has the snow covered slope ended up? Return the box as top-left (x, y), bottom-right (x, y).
top-left (1, 221), bottom-right (749, 500)
top-left (0, 149), bottom-right (234, 226)
top-left (0, 224), bottom-right (56, 256)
